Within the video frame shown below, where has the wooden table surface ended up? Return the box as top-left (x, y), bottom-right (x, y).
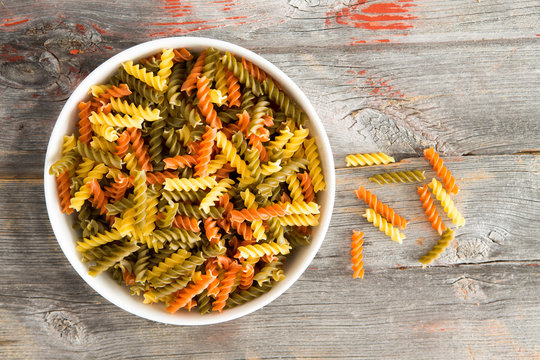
top-left (1, 1), bottom-right (539, 359)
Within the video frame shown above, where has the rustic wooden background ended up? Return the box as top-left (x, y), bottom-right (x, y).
top-left (1, 0), bottom-right (539, 359)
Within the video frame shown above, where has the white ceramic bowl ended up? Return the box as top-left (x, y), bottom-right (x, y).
top-left (44, 37), bottom-right (335, 325)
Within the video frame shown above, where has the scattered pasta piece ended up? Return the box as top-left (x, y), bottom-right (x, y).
top-left (424, 147), bottom-right (459, 195)
top-left (351, 231), bottom-right (364, 279)
top-left (417, 185), bottom-right (447, 235)
top-left (419, 229), bottom-right (455, 267)
top-left (345, 152), bottom-right (394, 167)
top-left (363, 208), bottom-right (405, 244)
top-left (428, 178), bottom-right (465, 227)
top-left (369, 170), bottom-right (425, 185)
top-left (355, 186), bottom-right (408, 230)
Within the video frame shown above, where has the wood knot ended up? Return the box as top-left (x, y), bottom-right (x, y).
top-left (451, 277), bottom-right (487, 301)
top-left (1, 18), bottom-right (107, 96)
top-left (344, 108), bottom-right (425, 154)
top-left (0, 44), bottom-right (60, 90)
top-left (456, 237), bottom-right (491, 261)
top-left (43, 310), bottom-right (86, 345)
top-left (456, 228), bottom-right (506, 261)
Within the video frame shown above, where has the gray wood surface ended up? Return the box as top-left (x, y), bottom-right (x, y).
top-left (1, 0), bottom-right (539, 359)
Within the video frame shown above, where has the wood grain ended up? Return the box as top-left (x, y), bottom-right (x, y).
top-left (1, 1), bottom-right (540, 176)
top-left (1, 156), bottom-right (539, 358)
top-left (1, 0), bottom-right (539, 358)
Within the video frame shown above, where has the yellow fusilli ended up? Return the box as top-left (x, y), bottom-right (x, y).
top-left (278, 214), bottom-right (320, 226)
top-left (345, 152), bottom-right (395, 167)
top-left (241, 189), bottom-right (266, 241)
top-left (363, 208), bottom-right (405, 244)
top-left (428, 178), bottom-right (465, 227)
top-left (304, 137), bottom-right (325, 192)
top-left (122, 60), bottom-right (168, 91)
top-left (89, 111), bottom-right (144, 129)
top-left (199, 178), bottom-right (234, 214)
top-left (164, 176), bottom-right (218, 192)
top-left (110, 97), bottom-right (160, 121)
top-left (237, 243), bottom-right (291, 259)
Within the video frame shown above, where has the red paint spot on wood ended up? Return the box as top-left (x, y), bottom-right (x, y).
top-left (149, 0), bottom-right (251, 37)
top-left (2, 18), bottom-right (29, 27)
top-left (525, 263), bottom-right (539, 266)
top-left (327, 1), bottom-right (417, 31)
top-left (76, 23), bottom-right (86, 32)
top-left (349, 38), bottom-right (367, 45)
top-left (91, 23), bottom-right (107, 35)
top-left (377, 39), bottom-right (390, 42)
top-left (360, 74), bottom-right (407, 99)
top-left (0, 45), bottom-right (24, 61)
top-left (362, 2), bottom-right (409, 13)
top-left (103, 45), bottom-right (113, 50)
top-left (70, 49), bottom-right (80, 55)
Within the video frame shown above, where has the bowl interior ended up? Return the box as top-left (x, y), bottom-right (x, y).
top-left (44, 37), bottom-right (335, 325)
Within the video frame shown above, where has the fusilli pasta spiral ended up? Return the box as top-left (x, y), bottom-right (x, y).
top-left (363, 209), bottom-right (405, 244)
top-left (419, 229), bottom-right (455, 267)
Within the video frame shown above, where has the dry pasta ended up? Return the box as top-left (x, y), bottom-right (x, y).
top-left (49, 46), bottom-right (326, 315)
top-left (350, 230), bottom-right (365, 279)
top-left (419, 229), bottom-right (455, 267)
top-left (345, 152), bottom-right (394, 167)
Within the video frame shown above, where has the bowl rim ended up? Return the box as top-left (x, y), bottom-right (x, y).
top-left (44, 36), bottom-right (335, 325)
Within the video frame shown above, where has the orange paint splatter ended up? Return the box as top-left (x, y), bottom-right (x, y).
top-left (350, 38), bottom-right (394, 46)
top-left (91, 23), bottom-right (108, 35)
top-left (2, 18), bottom-right (29, 27)
top-left (327, 0), bottom-right (416, 45)
top-left (355, 73), bottom-right (407, 99)
top-left (149, 0), bottom-right (250, 37)
top-left (0, 45), bottom-right (23, 62)
top-left (327, 1), bottom-right (417, 30)
top-left (103, 45), bottom-right (113, 50)
top-left (76, 23), bottom-right (86, 32)
top-left (349, 37), bottom-right (367, 46)
top-left (362, 2), bottom-right (411, 13)
top-left (70, 49), bottom-right (80, 55)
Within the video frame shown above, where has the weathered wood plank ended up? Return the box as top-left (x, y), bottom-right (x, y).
top-left (1, 40), bottom-right (539, 176)
top-left (1, 1), bottom-right (540, 176)
top-left (2, 0), bottom-right (539, 44)
top-left (1, 257), bottom-right (539, 359)
top-left (1, 155), bottom-right (539, 358)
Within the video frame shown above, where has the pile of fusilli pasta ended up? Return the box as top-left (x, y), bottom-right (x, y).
top-left (49, 47), bottom-right (326, 314)
top-left (346, 149), bottom-right (465, 278)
